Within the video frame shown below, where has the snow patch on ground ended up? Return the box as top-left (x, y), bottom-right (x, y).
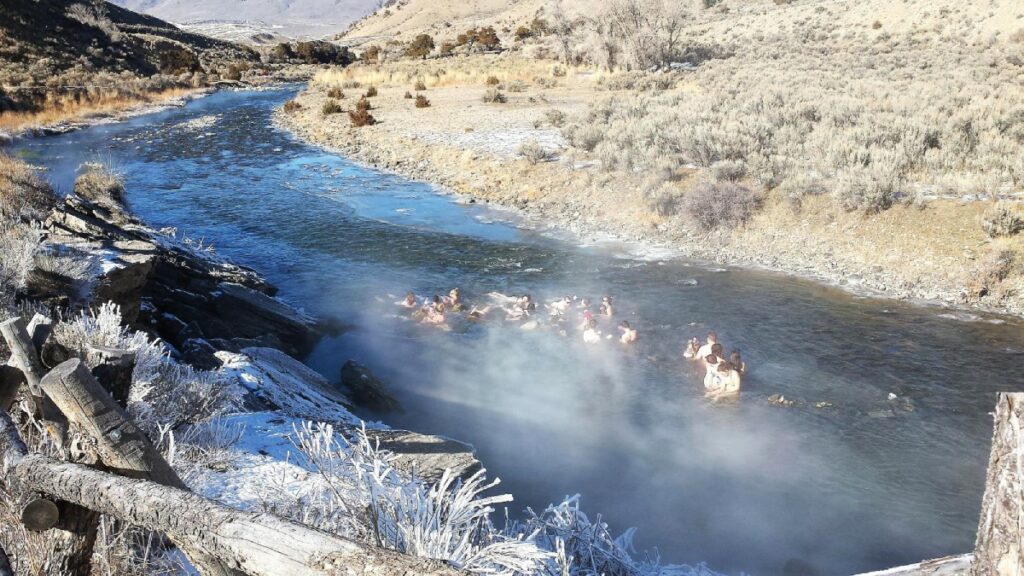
top-left (217, 347), bottom-right (359, 425)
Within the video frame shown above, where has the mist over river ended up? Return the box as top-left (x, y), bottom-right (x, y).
top-left (14, 88), bottom-right (1024, 575)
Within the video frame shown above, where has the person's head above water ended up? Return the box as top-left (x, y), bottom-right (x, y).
top-left (620, 320), bottom-right (631, 329)
top-left (711, 343), bottom-right (723, 356)
top-left (707, 331), bottom-right (718, 344)
top-left (404, 292), bottom-right (416, 304)
top-left (432, 294), bottom-right (441, 304)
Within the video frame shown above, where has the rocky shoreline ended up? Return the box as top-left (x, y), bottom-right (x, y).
top-left (275, 86), bottom-right (1023, 321)
top-left (28, 181), bottom-right (481, 481)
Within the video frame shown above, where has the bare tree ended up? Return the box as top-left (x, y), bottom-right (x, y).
top-left (598, 0), bottom-right (688, 69)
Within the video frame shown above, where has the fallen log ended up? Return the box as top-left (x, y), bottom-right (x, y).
top-left (40, 359), bottom-right (183, 488)
top-left (0, 318), bottom-right (46, 396)
top-left (0, 410), bottom-right (463, 576)
top-left (971, 393), bottom-right (1024, 576)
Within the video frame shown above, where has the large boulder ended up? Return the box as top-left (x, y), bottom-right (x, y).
top-left (340, 360), bottom-right (402, 414)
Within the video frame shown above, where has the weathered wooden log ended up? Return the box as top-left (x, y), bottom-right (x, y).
top-left (26, 314), bottom-right (53, 360)
top-left (972, 393), bottom-right (1024, 576)
top-left (0, 410), bottom-right (463, 576)
top-left (40, 359), bottom-right (184, 488)
top-left (21, 498), bottom-right (60, 531)
top-left (0, 317), bottom-right (66, 432)
top-left (85, 345), bottom-right (135, 408)
top-left (39, 359), bottom-right (241, 575)
top-left (0, 318), bottom-right (46, 396)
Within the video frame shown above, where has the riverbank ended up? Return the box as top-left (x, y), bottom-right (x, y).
top-left (275, 55), bottom-right (1023, 319)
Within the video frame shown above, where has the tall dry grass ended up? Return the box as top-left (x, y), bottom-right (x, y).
top-left (0, 87), bottom-right (199, 133)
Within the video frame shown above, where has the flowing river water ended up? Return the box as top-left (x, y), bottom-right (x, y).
top-left (13, 88), bottom-right (1024, 575)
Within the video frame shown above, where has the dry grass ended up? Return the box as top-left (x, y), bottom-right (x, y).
top-left (0, 87), bottom-right (199, 133)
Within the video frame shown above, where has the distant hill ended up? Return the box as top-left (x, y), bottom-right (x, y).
top-left (110, 0), bottom-right (379, 40)
top-left (340, 0), bottom-right (584, 45)
top-left (0, 0), bottom-right (257, 112)
top-left (341, 0), bottom-right (1021, 46)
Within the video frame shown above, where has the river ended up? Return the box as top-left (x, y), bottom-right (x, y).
top-left (13, 87), bottom-right (1024, 575)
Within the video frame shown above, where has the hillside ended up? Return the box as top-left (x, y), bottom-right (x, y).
top-left (342, 0), bottom-right (1021, 45)
top-left (111, 0), bottom-right (377, 40)
top-left (283, 0), bottom-right (1024, 317)
top-left (0, 0), bottom-right (259, 131)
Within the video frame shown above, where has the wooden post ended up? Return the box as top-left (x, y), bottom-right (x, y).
top-left (972, 393), bottom-right (1024, 576)
top-left (40, 359), bottom-right (184, 488)
top-left (0, 317), bottom-right (47, 396)
top-left (0, 410), bottom-right (464, 576)
top-left (26, 314), bottom-right (53, 359)
top-left (85, 345), bottom-right (135, 408)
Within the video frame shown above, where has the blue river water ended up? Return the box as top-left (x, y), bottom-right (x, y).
top-left (13, 87), bottom-right (1024, 575)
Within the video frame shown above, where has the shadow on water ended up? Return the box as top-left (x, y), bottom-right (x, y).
top-left (14, 87), bottom-right (1024, 575)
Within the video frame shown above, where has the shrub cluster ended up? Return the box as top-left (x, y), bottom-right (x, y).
top-left (518, 140), bottom-right (554, 164)
top-left (326, 87), bottom-right (345, 99)
top-left (282, 99), bottom-right (302, 113)
top-left (981, 202), bottom-right (1024, 238)
top-left (414, 94), bottom-right (430, 108)
top-left (481, 89), bottom-right (507, 104)
top-left (349, 108), bottom-right (377, 127)
top-left (681, 181), bottom-right (759, 230)
top-left (322, 99), bottom-right (344, 115)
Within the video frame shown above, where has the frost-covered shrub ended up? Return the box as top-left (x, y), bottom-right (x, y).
top-left (285, 421), bottom-right (721, 576)
top-left (54, 303), bottom-right (165, 382)
top-left (288, 422), bottom-right (552, 574)
top-left (681, 181), bottom-right (759, 230)
top-left (54, 303), bottom-right (238, 433)
top-left (519, 140), bottom-right (555, 164)
top-left (981, 202), bottom-right (1024, 238)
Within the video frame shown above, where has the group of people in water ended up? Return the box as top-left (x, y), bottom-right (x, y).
top-left (684, 331), bottom-right (745, 399)
top-left (395, 289), bottom-right (745, 399)
top-left (398, 289), bottom-right (639, 344)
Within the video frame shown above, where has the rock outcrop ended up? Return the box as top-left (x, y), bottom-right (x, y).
top-left (44, 195), bottom-right (325, 360)
top-left (340, 360), bottom-right (402, 414)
